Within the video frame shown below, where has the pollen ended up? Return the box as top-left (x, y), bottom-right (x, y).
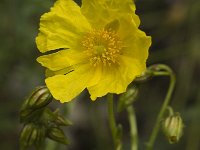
top-left (81, 29), bottom-right (122, 67)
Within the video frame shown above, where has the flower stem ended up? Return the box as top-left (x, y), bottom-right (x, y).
top-left (166, 106), bottom-right (174, 116)
top-left (107, 94), bottom-right (122, 150)
top-left (127, 106), bottom-right (138, 150)
top-left (146, 66), bottom-right (176, 150)
top-left (45, 140), bottom-right (58, 150)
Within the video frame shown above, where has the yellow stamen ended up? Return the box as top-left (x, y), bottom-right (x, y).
top-left (82, 29), bottom-right (122, 67)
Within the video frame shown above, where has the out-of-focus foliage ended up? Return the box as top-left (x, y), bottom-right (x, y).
top-left (0, 0), bottom-right (199, 150)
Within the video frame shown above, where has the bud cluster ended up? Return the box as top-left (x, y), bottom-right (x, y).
top-left (20, 86), bottom-right (71, 150)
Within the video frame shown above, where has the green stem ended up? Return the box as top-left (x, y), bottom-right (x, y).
top-left (153, 71), bottom-right (170, 76)
top-left (45, 140), bottom-right (58, 150)
top-left (107, 94), bottom-right (122, 150)
top-left (146, 66), bottom-right (176, 150)
top-left (166, 106), bottom-right (174, 116)
top-left (127, 106), bottom-right (138, 150)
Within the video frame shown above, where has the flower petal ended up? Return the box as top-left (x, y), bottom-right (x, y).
top-left (81, 0), bottom-right (140, 28)
top-left (45, 64), bottom-right (101, 103)
top-left (37, 49), bottom-right (87, 71)
top-left (36, 0), bottom-right (91, 53)
top-left (88, 57), bottom-right (144, 100)
top-left (118, 15), bottom-right (151, 62)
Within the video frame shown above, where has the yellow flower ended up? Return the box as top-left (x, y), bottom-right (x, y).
top-left (36, 0), bottom-right (151, 103)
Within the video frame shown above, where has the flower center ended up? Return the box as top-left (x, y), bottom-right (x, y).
top-left (81, 29), bottom-right (122, 67)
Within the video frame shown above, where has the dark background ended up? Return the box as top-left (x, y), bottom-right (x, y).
top-left (0, 0), bottom-right (200, 149)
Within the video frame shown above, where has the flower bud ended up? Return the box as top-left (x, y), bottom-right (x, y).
top-left (118, 86), bottom-right (138, 112)
top-left (20, 123), bottom-right (47, 149)
top-left (20, 123), bottom-right (38, 149)
top-left (20, 108), bottom-right (43, 123)
top-left (47, 127), bottom-right (69, 145)
top-left (35, 126), bottom-right (46, 148)
top-left (54, 115), bottom-right (72, 126)
top-left (162, 113), bottom-right (184, 144)
top-left (27, 86), bottom-right (52, 109)
top-left (20, 86), bottom-right (53, 123)
top-left (34, 108), bottom-right (72, 128)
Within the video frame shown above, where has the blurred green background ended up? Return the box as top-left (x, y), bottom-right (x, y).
top-left (0, 0), bottom-right (200, 149)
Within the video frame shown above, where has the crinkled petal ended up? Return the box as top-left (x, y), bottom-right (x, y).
top-left (46, 64), bottom-right (101, 103)
top-left (36, 0), bottom-right (91, 53)
top-left (37, 49), bottom-right (87, 71)
top-left (88, 57), bottom-right (144, 100)
top-left (81, 0), bottom-right (140, 29)
top-left (118, 15), bottom-right (151, 63)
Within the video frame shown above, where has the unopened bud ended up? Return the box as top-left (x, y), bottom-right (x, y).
top-left (20, 123), bottom-right (37, 149)
top-left (20, 108), bottom-right (43, 123)
top-left (35, 126), bottom-right (46, 148)
top-left (162, 113), bottom-right (184, 144)
top-left (20, 86), bottom-right (52, 123)
top-left (55, 115), bottom-right (72, 126)
top-left (118, 86), bottom-right (138, 112)
top-left (20, 123), bottom-right (47, 149)
top-left (47, 127), bottom-right (69, 145)
top-left (27, 86), bottom-right (52, 109)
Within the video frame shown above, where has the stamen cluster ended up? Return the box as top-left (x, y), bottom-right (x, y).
top-left (82, 29), bottom-right (122, 66)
